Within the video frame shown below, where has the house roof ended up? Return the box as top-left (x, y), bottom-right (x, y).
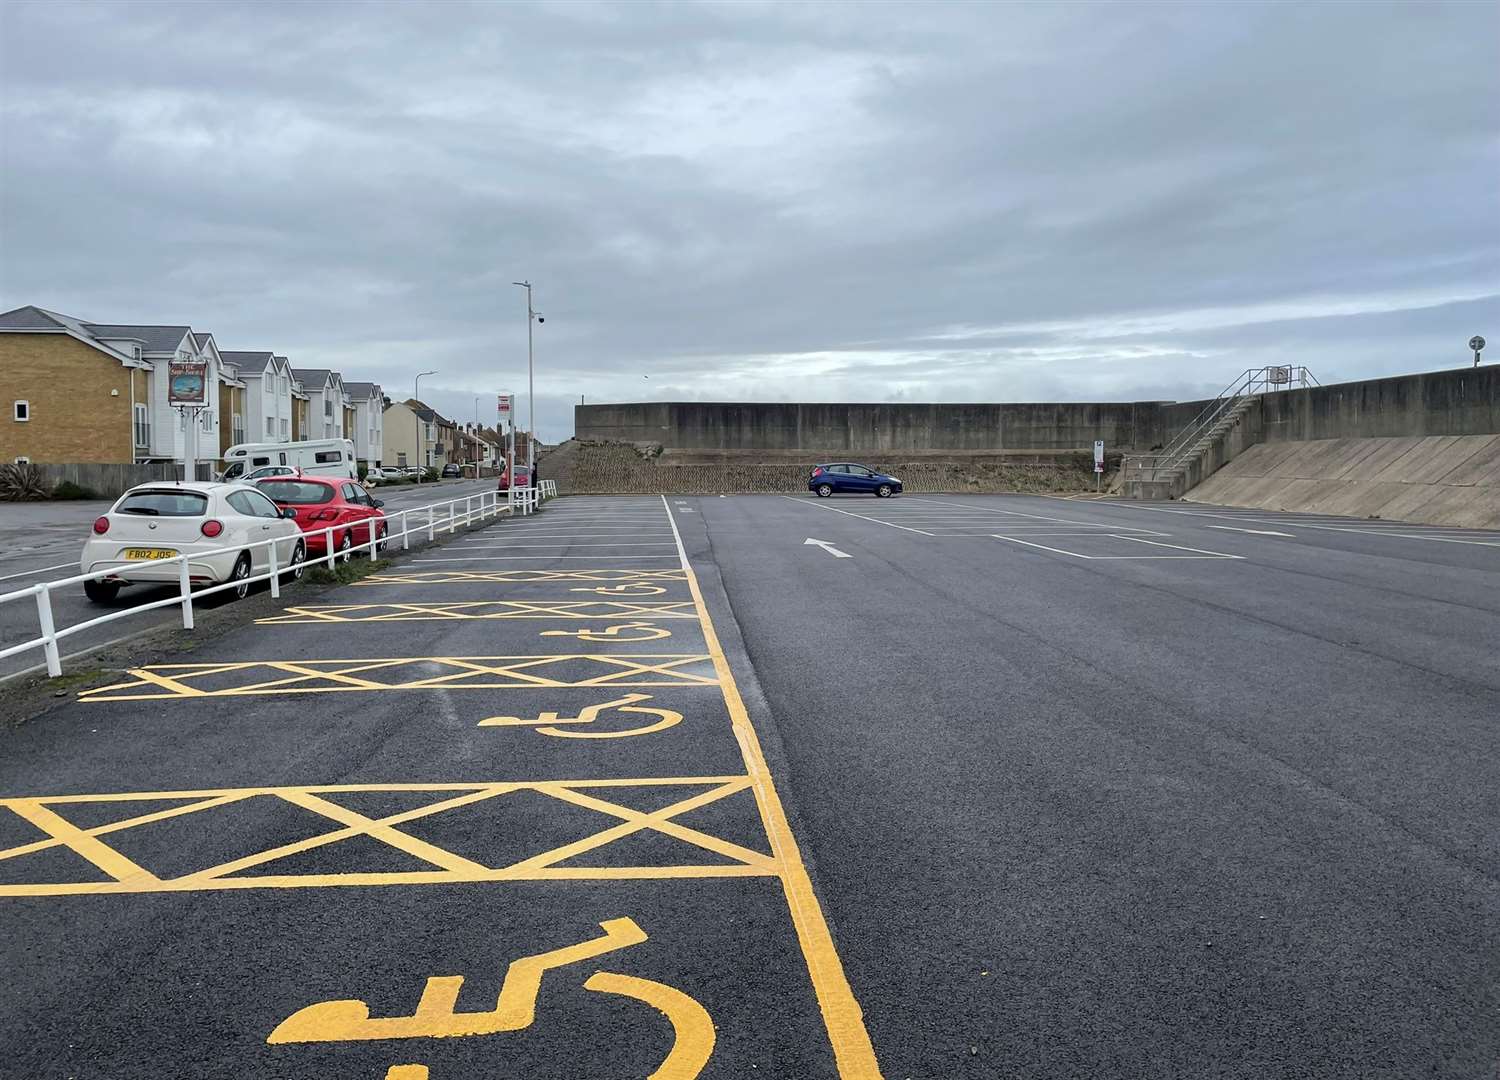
top-left (220, 350), bottom-right (276, 373)
top-left (0, 306), bottom-right (153, 367)
top-left (343, 381), bottom-right (382, 398)
top-left (84, 323), bottom-right (193, 353)
top-left (192, 332), bottom-right (213, 347)
top-left (292, 367), bottom-right (342, 390)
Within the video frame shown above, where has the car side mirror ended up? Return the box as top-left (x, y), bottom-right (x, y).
top-left (372, 499), bottom-right (384, 508)
top-left (281, 508), bottom-right (298, 519)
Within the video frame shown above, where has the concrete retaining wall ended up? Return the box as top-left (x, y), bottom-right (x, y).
top-left (576, 401), bottom-right (1170, 452)
top-left (1258, 367), bottom-right (1500, 443)
top-left (1187, 434), bottom-right (1500, 529)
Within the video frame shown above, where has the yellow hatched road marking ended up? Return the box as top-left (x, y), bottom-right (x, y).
top-left (0, 777), bottom-right (773, 896)
top-left (355, 568), bottom-right (690, 585)
top-left (256, 600), bottom-right (700, 624)
top-left (79, 655), bottom-right (719, 700)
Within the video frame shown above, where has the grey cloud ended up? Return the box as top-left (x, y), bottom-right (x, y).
top-left (2, 0), bottom-right (1496, 443)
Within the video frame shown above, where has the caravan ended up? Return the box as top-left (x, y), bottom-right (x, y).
top-left (220, 439), bottom-right (358, 481)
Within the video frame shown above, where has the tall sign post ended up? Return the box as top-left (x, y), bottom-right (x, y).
top-left (498, 392), bottom-right (515, 511)
top-left (1093, 439), bottom-right (1105, 492)
top-left (168, 361), bottom-right (209, 481)
top-left (1471, 335), bottom-right (1486, 368)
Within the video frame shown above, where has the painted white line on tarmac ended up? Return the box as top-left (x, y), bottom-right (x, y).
top-left (1109, 535), bottom-right (1243, 558)
top-left (804, 538), bottom-right (852, 559)
top-left (457, 542), bottom-right (679, 549)
top-left (991, 535), bottom-right (1094, 558)
top-left (1206, 525), bottom-right (1296, 537)
top-left (780, 495), bottom-right (935, 535)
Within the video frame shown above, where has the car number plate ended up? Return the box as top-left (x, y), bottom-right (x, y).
top-left (123, 548), bottom-right (178, 560)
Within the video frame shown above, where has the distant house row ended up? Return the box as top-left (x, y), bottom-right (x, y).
top-left (0, 305), bottom-right (385, 468)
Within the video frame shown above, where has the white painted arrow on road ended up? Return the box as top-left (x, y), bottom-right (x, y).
top-left (804, 537), bottom-right (852, 558)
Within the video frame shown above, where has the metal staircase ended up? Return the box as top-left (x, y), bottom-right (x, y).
top-left (1122, 366), bottom-right (1318, 493)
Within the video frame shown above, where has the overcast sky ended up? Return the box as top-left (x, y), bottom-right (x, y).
top-left (2, 0), bottom-right (1496, 442)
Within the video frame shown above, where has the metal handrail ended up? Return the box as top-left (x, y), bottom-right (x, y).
top-left (0, 489), bottom-right (509, 679)
top-left (1124, 365), bottom-right (1316, 480)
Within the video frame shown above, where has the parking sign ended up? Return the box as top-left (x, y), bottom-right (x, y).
top-left (1093, 440), bottom-right (1105, 473)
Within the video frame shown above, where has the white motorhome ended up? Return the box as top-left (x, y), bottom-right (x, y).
top-left (220, 438), bottom-right (358, 481)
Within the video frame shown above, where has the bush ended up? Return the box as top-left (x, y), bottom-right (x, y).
top-left (357, 464), bottom-right (369, 481)
top-left (52, 481), bottom-right (100, 500)
top-left (0, 463), bottom-right (49, 501)
top-left (422, 467), bottom-right (439, 483)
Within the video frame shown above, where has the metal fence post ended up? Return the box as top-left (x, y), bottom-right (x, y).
top-left (326, 525), bottom-right (337, 569)
top-left (449, 499), bottom-right (456, 534)
top-left (402, 509), bottom-right (410, 551)
top-left (178, 559), bottom-right (195, 630)
top-left (268, 541), bottom-right (280, 598)
top-left (34, 584), bottom-right (62, 678)
top-left (369, 520), bottom-right (379, 561)
top-left (427, 507), bottom-right (435, 542)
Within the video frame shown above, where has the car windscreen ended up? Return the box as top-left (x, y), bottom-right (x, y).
top-left (116, 491), bottom-right (209, 517)
top-left (257, 480), bottom-right (334, 505)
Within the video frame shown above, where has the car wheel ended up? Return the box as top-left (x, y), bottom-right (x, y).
top-left (83, 579), bottom-right (120, 605)
top-left (816, 484), bottom-right (833, 498)
top-left (876, 484), bottom-right (893, 498)
top-left (229, 553), bottom-right (253, 601)
top-left (337, 531), bottom-right (353, 563)
top-left (375, 521), bottom-right (389, 552)
top-left (286, 540), bottom-right (307, 582)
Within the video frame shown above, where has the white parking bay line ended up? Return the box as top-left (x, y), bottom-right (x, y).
top-left (1108, 535), bottom-right (1243, 558)
top-left (1206, 525), bottom-right (1295, 537)
top-left (458, 542), bottom-right (679, 549)
top-left (780, 496), bottom-right (935, 535)
top-left (0, 560), bottom-right (79, 583)
top-left (991, 535), bottom-right (1094, 558)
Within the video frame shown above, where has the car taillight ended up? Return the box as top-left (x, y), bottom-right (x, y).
top-left (92, 516), bottom-right (110, 535)
top-left (811, 467), bottom-right (824, 477)
top-left (201, 519), bottom-right (224, 538)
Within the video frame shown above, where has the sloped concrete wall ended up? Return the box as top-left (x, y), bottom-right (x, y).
top-left (1186, 434), bottom-right (1500, 528)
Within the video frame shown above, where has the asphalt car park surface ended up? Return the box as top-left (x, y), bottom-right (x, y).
top-left (0, 478), bottom-right (499, 681)
top-left (1, 491), bottom-right (1497, 1078)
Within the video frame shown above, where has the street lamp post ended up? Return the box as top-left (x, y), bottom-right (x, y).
top-left (414, 370), bottom-right (437, 480)
top-left (512, 281), bottom-right (541, 473)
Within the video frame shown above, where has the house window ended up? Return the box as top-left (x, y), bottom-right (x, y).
top-left (266, 417), bottom-right (276, 437)
top-left (200, 410), bottom-right (214, 432)
top-left (13, 400), bottom-right (29, 422)
top-left (132, 345), bottom-right (143, 362)
top-left (324, 398), bottom-right (333, 417)
top-left (232, 413), bottom-right (245, 444)
top-left (134, 403), bottom-right (150, 448)
top-left (13, 456), bottom-right (29, 464)
top-left (280, 419), bottom-right (289, 439)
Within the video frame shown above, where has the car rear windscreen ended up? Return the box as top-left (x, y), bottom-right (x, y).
top-left (116, 491), bottom-right (209, 517)
top-left (257, 480), bottom-right (334, 504)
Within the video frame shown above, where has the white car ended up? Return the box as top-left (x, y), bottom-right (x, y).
top-left (80, 482), bottom-right (306, 604)
top-left (364, 467), bottom-right (388, 485)
top-left (243, 465), bottom-right (296, 481)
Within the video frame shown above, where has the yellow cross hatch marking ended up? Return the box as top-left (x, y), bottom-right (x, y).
top-left (78, 655), bottom-right (720, 700)
top-left (0, 778), bottom-right (774, 896)
top-left (256, 600), bottom-right (700, 624)
top-left (355, 569), bottom-right (690, 585)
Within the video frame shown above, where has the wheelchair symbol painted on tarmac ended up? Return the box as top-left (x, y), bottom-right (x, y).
top-left (268, 917), bottom-right (714, 1080)
top-left (478, 693), bottom-right (684, 739)
top-left (571, 584), bottom-right (669, 596)
top-left (541, 622), bottom-right (673, 642)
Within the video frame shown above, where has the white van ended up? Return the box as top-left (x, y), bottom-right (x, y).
top-left (220, 438), bottom-right (358, 481)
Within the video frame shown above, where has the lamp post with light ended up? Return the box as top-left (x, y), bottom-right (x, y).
top-left (414, 370), bottom-right (436, 479)
top-left (512, 281), bottom-right (543, 474)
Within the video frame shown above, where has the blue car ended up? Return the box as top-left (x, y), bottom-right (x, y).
top-left (808, 462), bottom-right (903, 498)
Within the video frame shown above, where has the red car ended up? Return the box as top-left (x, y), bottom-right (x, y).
top-left (256, 475), bottom-right (387, 557)
top-left (497, 465), bottom-right (532, 492)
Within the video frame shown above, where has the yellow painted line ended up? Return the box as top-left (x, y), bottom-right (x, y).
top-left (78, 655), bottom-right (721, 700)
top-left (5, 799), bottom-right (160, 886)
top-left (256, 600), bottom-right (700, 624)
top-left (661, 495), bottom-right (882, 1077)
top-left (0, 777), bottom-right (776, 896)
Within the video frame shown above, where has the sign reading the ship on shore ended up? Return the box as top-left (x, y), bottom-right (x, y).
top-left (497, 393), bottom-right (513, 422)
top-left (1094, 440), bottom-right (1105, 474)
top-left (1268, 365), bottom-right (1293, 385)
top-left (168, 362), bottom-right (209, 406)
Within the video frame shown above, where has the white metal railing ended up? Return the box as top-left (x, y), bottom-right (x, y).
top-left (0, 489), bottom-right (509, 680)
top-left (1122, 365), bottom-right (1319, 483)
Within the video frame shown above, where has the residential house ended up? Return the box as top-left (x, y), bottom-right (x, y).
top-left (0, 305), bottom-right (153, 464)
top-left (213, 338), bottom-right (249, 456)
top-left (221, 351), bottom-right (294, 444)
top-left (0, 305), bottom-right (224, 466)
top-left (343, 381), bottom-right (385, 467)
top-left (290, 369), bottom-right (311, 440)
top-left (292, 369), bottom-right (346, 441)
top-left (383, 399), bottom-right (432, 469)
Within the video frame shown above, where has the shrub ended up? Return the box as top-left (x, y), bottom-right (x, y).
top-left (357, 464), bottom-right (369, 481)
top-left (422, 467), bottom-right (439, 482)
top-left (52, 481), bottom-right (100, 500)
top-left (0, 463), bottom-right (49, 501)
